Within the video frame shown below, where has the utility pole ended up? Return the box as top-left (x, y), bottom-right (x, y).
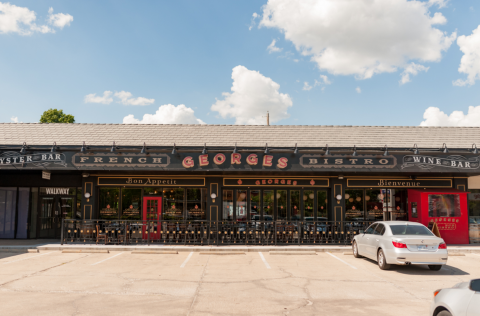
top-left (265, 111), bottom-right (270, 126)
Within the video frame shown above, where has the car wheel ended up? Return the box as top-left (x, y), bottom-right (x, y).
top-left (437, 310), bottom-right (452, 316)
top-left (377, 249), bottom-right (391, 270)
top-left (428, 265), bottom-right (442, 271)
top-left (353, 241), bottom-right (362, 258)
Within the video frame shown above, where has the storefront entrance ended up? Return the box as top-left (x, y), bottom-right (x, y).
top-left (39, 196), bottom-right (75, 238)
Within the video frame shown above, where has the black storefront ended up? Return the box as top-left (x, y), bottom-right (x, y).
top-left (1, 142), bottom-right (478, 244)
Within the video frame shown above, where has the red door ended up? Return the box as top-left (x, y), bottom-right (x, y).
top-left (143, 197), bottom-right (162, 240)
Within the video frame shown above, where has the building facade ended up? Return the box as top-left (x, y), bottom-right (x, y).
top-left (0, 124), bottom-right (479, 244)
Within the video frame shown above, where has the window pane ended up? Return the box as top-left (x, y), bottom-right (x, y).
top-left (76, 187), bottom-right (82, 219)
top-left (99, 188), bottom-right (120, 220)
top-left (222, 190), bottom-right (233, 220)
top-left (366, 190), bottom-right (383, 221)
top-left (345, 190), bottom-right (364, 221)
top-left (317, 191), bottom-right (327, 220)
top-left (163, 188), bottom-right (184, 220)
top-left (16, 188), bottom-right (30, 239)
top-left (291, 190), bottom-right (300, 220)
top-left (236, 190), bottom-right (247, 221)
top-left (0, 188), bottom-right (17, 238)
top-left (428, 194), bottom-right (461, 217)
top-left (390, 225), bottom-right (433, 236)
top-left (263, 190), bottom-right (274, 221)
top-left (250, 190), bottom-right (260, 221)
top-left (391, 189), bottom-right (408, 221)
top-left (187, 188), bottom-right (206, 220)
top-left (121, 189), bottom-right (142, 220)
top-left (468, 190), bottom-right (480, 229)
top-left (411, 202), bottom-right (418, 218)
top-left (144, 187), bottom-right (163, 196)
top-left (304, 190), bottom-right (314, 219)
top-left (30, 188), bottom-right (38, 238)
top-left (277, 190), bottom-right (287, 220)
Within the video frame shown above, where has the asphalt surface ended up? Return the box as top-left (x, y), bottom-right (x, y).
top-left (0, 250), bottom-right (479, 315)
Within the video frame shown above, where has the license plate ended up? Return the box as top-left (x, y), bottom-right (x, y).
top-left (417, 245), bottom-right (428, 251)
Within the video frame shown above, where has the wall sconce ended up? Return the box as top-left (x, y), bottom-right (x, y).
top-left (84, 192), bottom-right (91, 203)
top-left (336, 194), bottom-right (342, 204)
top-left (211, 193), bottom-right (217, 203)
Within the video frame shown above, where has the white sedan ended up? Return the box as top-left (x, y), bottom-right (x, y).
top-left (352, 221), bottom-right (448, 270)
top-left (431, 279), bottom-right (480, 316)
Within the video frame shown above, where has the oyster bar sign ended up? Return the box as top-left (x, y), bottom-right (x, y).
top-left (0, 152), bottom-right (66, 167)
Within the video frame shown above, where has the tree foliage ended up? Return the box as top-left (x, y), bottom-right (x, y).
top-left (39, 109), bottom-right (75, 123)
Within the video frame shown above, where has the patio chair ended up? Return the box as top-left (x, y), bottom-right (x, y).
top-left (96, 224), bottom-right (108, 245)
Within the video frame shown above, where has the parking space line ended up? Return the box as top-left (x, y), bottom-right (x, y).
top-left (326, 252), bottom-right (357, 270)
top-left (91, 252), bottom-right (124, 266)
top-left (3, 252), bottom-right (53, 264)
top-left (258, 252), bottom-right (271, 269)
top-left (180, 252), bottom-right (193, 268)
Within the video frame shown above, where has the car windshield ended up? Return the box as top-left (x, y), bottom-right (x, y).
top-left (389, 225), bottom-right (433, 236)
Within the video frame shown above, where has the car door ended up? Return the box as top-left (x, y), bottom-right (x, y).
top-left (467, 279), bottom-right (480, 316)
top-left (369, 223), bottom-right (385, 260)
top-left (358, 224), bottom-right (377, 258)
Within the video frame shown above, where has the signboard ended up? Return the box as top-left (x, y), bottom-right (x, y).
top-left (402, 155), bottom-right (480, 170)
top-left (98, 177), bottom-right (205, 186)
top-left (223, 177), bottom-right (329, 187)
top-left (300, 154), bottom-right (396, 169)
top-left (0, 152), bottom-right (66, 168)
top-left (42, 171), bottom-right (51, 180)
top-left (347, 178), bottom-right (452, 188)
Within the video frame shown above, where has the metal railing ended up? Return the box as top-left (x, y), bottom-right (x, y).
top-left (61, 219), bottom-right (376, 246)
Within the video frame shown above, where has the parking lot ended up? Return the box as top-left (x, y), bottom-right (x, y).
top-left (0, 250), bottom-right (479, 316)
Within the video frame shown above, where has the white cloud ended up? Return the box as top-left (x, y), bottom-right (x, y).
top-left (302, 82), bottom-right (312, 91)
top-left (0, 3), bottom-right (72, 35)
top-left (315, 75), bottom-right (331, 85)
top-left (10, 116), bottom-right (18, 123)
top-left (400, 63), bottom-right (429, 84)
top-left (84, 91), bottom-right (114, 104)
top-left (428, 0), bottom-right (449, 9)
top-left (249, 12), bottom-right (259, 30)
top-left (356, 87), bottom-right (361, 93)
top-left (259, 0), bottom-right (456, 81)
top-left (114, 91), bottom-right (155, 106)
top-left (123, 104), bottom-right (205, 124)
top-left (48, 7), bottom-right (73, 29)
top-left (420, 106), bottom-right (480, 126)
top-left (453, 25), bottom-right (480, 86)
top-left (211, 65), bottom-right (292, 125)
top-left (267, 39), bottom-right (282, 53)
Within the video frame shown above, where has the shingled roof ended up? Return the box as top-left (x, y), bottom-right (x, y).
top-left (0, 123), bottom-right (479, 148)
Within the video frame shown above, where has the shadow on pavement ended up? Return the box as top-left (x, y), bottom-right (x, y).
top-left (0, 252), bottom-right (30, 261)
top-left (360, 257), bottom-right (470, 276)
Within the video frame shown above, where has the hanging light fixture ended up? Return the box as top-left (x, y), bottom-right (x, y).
top-left (202, 143), bottom-right (208, 155)
top-left (51, 142), bottom-right (57, 153)
top-left (80, 141), bottom-right (87, 153)
top-left (110, 141), bottom-right (116, 153)
top-left (233, 143), bottom-right (238, 154)
top-left (383, 145), bottom-right (389, 156)
top-left (294, 143), bottom-right (298, 154)
top-left (264, 143), bottom-right (270, 154)
top-left (19, 142), bottom-right (27, 155)
top-left (352, 145), bottom-right (358, 156)
top-left (413, 143), bottom-right (419, 155)
top-left (324, 144), bottom-right (330, 156)
top-left (442, 143), bottom-right (448, 153)
top-left (140, 142), bottom-right (147, 154)
top-left (472, 144), bottom-right (478, 154)
top-left (172, 143), bottom-right (177, 155)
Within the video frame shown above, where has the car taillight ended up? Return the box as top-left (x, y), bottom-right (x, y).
top-left (392, 241), bottom-right (407, 248)
top-left (438, 242), bottom-right (447, 249)
top-left (434, 289), bottom-right (441, 297)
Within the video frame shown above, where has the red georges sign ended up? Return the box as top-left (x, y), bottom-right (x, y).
top-left (182, 153), bottom-right (288, 169)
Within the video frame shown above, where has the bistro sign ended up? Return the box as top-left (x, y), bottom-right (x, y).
top-left (300, 155), bottom-right (396, 169)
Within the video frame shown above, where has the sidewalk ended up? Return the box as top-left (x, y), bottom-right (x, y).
top-left (0, 240), bottom-right (479, 253)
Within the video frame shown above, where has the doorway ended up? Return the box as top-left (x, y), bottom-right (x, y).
top-left (38, 196), bottom-right (75, 238)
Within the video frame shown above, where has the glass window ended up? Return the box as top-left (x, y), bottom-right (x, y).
top-left (145, 198), bottom-right (161, 220)
top-left (222, 190), bottom-right (233, 220)
top-left (163, 188), bottom-right (184, 220)
top-left (428, 194), bottom-right (461, 217)
top-left (345, 189), bottom-right (364, 221)
top-left (365, 224), bottom-right (377, 234)
top-left (390, 189), bottom-right (408, 221)
top-left (250, 190), bottom-right (260, 220)
top-left (317, 191), bottom-right (327, 220)
top-left (373, 224), bottom-right (385, 235)
top-left (468, 190), bottom-right (480, 225)
top-left (366, 190), bottom-right (383, 221)
top-left (304, 190), bottom-right (314, 220)
top-left (236, 190), bottom-right (247, 221)
top-left (187, 188), bottom-right (206, 220)
top-left (277, 190), bottom-right (287, 220)
top-left (411, 202), bottom-right (418, 218)
top-left (121, 188), bottom-right (142, 220)
top-left (0, 188), bottom-right (17, 238)
top-left (390, 224), bottom-right (433, 236)
top-left (99, 188), bottom-right (120, 220)
top-left (291, 190), bottom-right (300, 220)
top-left (59, 197), bottom-right (75, 219)
top-left (263, 190), bottom-right (274, 221)
top-left (76, 187), bottom-right (82, 219)
top-left (16, 188), bottom-right (30, 239)
top-left (30, 187), bottom-right (38, 238)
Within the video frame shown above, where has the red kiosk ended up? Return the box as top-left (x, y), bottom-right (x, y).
top-left (408, 189), bottom-right (469, 244)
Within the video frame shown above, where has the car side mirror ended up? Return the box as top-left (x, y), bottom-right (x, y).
top-left (470, 279), bottom-right (480, 292)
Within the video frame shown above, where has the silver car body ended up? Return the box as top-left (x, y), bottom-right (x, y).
top-left (430, 280), bottom-right (480, 316)
top-left (353, 221), bottom-right (448, 265)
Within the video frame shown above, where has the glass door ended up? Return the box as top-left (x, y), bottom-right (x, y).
top-left (39, 196), bottom-right (75, 238)
top-left (143, 197), bottom-right (162, 240)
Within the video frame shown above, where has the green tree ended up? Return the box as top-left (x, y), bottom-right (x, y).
top-left (39, 109), bottom-right (75, 123)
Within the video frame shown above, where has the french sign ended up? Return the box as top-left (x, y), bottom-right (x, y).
top-left (300, 155), bottom-right (396, 169)
top-left (73, 153), bottom-right (170, 168)
top-left (402, 155), bottom-right (480, 170)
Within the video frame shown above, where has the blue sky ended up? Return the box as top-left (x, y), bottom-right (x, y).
top-left (1, 0), bottom-right (479, 126)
